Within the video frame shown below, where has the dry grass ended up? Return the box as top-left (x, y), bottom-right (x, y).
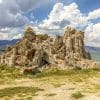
top-left (0, 87), bottom-right (44, 98)
top-left (45, 93), bottom-right (57, 97)
top-left (71, 92), bottom-right (84, 99)
top-left (0, 65), bottom-right (100, 99)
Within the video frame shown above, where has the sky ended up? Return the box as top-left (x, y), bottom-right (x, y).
top-left (0, 0), bottom-right (100, 47)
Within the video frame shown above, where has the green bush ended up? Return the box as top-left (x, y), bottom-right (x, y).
top-left (72, 92), bottom-right (84, 99)
top-left (0, 87), bottom-right (44, 98)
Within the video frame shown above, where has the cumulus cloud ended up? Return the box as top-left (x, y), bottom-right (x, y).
top-left (0, 0), bottom-right (51, 40)
top-left (39, 3), bottom-right (89, 30)
top-left (0, 27), bottom-right (23, 40)
top-left (39, 2), bottom-right (100, 31)
top-left (0, 33), bottom-right (9, 40)
top-left (85, 23), bottom-right (100, 47)
top-left (0, 0), bottom-right (2, 3)
top-left (39, 2), bottom-right (100, 46)
top-left (85, 23), bottom-right (100, 40)
top-left (88, 8), bottom-right (100, 20)
top-left (0, 0), bottom-right (52, 28)
top-left (12, 34), bottom-right (22, 39)
top-left (0, 1), bottom-right (100, 47)
top-left (0, 32), bottom-right (22, 40)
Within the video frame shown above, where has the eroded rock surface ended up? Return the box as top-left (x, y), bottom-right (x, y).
top-left (0, 26), bottom-right (98, 69)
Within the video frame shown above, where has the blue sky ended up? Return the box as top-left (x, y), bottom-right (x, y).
top-left (0, 0), bottom-right (100, 47)
top-left (27, 0), bottom-right (100, 22)
top-left (75, 0), bottom-right (100, 12)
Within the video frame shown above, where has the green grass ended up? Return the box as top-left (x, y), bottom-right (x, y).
top-left (25, 96), bottom-right (32, 100)
top-left (82, 84), bottom-right (100, 93)
top-left (71, 92), bottom-right (84, 99)
top-left (0, 64), bottom-right (100, 79)
top-left (0, 64), bottom-right (100, 84)
top-left (0, 87), bottom-right (44, 98)
top-left (31, 68), bottom-right (100, 81)
top-left (0, 65), bottom-right (100, 99)
top-left (0, 64), bottom-right (22, 79)
top-left (52, 83), bottom-right (65, 88)
top-left (45, 93), bottom-right (57, 97)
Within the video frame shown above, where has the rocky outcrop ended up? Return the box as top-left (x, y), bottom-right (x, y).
top-left (63, 27), bottom-right (90, 66)
top-left (0, 26), bottom-right (98, 69)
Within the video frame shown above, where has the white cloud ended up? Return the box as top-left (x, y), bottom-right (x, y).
top-left (39, 2), bottom-right (100, 47)
top-left (0, 33), bottom-right (9, 40)
top-left (39, 2), bottom-right (100, 32)
top-left (85, 23), bottom-right (100, 41)
top-left (0, 32), bottom-right (22, 40)
top-left (88, 8), bottom-right (100, 20)
top-left (0, 0), bottom-right (52, 40)
top-left (0, 0), bottom-right (52, 28)
top-left (0, 27), bottom-right (23, 40)
top-left (12, 34), bottom-right (22, 39)
top-left (0, 0), bottom-right (2, 4)
top-left (86, 42), bottom-right (100, 47)
top-left (39, 3), bottom-right (89, 30)
top-left (85, 23), bottom-right (100, 47)
top-left (0, 0), bottom-right (29, 28)
top-left (0, 1), bottom-right (100, 47)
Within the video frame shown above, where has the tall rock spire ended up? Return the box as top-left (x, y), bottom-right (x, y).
top-left (23, 27), bottom-right (36, 41)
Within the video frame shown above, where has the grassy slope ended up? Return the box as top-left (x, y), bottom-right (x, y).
top-left (0, 65), bottom-right (100, 100)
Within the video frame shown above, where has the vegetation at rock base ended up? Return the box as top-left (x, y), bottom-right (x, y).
top-left (0, 87), bottom-right (44, 98)
top-left (71, 92), bottom-right (84, 99)
top-left (45, 93), bottom-right (57, 97)
top-left (0, 65), bottom-right (100, 99)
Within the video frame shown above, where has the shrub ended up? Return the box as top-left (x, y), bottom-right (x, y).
top-left (0, 87), bottom-right (44, 98)
top-left (72, 92), bottom-right (84, 99)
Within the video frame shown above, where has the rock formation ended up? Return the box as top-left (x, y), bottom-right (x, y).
top-left (0, 26), bottom-right (99, 69)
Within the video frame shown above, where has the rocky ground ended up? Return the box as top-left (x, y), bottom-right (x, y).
top-left (0, 65), bottom-right (100, 100)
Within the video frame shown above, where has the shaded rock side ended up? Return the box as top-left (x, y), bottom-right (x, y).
top-left (0, 26), bottom-right (94, 69)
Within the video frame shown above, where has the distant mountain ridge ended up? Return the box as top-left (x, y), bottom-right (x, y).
top-left (0, 39), bottom-right (20, 50)
top-left (0, 39), bottom-right (100, 52)
top-left (85, 46), bottom-right (100, 53)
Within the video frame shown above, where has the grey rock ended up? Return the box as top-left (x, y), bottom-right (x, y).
top-left (0, 26), bottom-right (96, 69)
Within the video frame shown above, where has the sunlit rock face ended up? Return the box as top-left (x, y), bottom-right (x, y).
top-left (63, 27), bottom-right (91, 67)
top-left (0, 26), bottom-right (95, 69)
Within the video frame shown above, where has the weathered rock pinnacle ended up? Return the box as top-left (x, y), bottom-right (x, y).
top-left (0, 26), bottom-right (99, 69)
